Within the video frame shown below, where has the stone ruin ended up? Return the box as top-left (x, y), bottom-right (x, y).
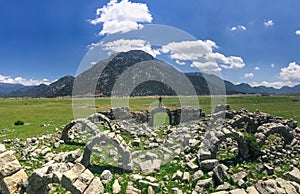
top-left (0, 144), bottom-right (27, 193)
top-left (0, 105), bottom-right (300, 193)
top-left (99, 106), bottom-right (204, 126)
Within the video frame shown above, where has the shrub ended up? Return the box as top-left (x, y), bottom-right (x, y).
top-left (14, 120), bottom-right (24, 126)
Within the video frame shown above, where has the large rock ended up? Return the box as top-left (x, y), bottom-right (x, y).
top-left (0, 169), bottom-right (27, 194)
top-left (113, 179), bottom-right (121, 194)
top-left (83, 177), bottom-right (104, 194)
top-left (255, 179), bottom-right (285, 194)
top-left (229, 189), bottom-right (247, 194)
top-left (100, 169), bottom-right (113, 184)
top-left (285, 167), bottom-right (300, 184)
top-left (70, 169), bottom-right (94, 194)
top-left (200, 159), bottom-right (219, 171)
top-left (196, 178), bottom-right (213, 188)
top-left (61, 163), bottom-right (86, 190)
top-left (276, 178), bottom-right (299, 194)
top-left (213, 164), bottom-right (229, 184)
top-left (0, 159), bottom-right (22, 178)
top-left (246, 186), bottom-right (259, 194)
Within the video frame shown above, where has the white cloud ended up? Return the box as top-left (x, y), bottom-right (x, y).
top-left (244, 73), bottom-right (254, 78)
top-left (0, 75), bottom-right (51, 86)
top-left (296, 30), bottom-right (300, 36)
top-left (161, 40), bottom-right (245, 72)
top-left (254, 66), bottom-right (260, 70)
top-left (90, 0), bottom-right (152, 35)
top-left (264, 20), bottom-right (274, 27)
top-left (101, 39), bottom-right (160, 57)
top-left (251, 62), bottom-right (300, 89)
top-left (271, 64), bottom-right (275, 68)
top-left (250, 81), bottom-right (295, 89)
top-left (229, 25), bottom-right (246, 31)
top-left (279, 62), bottom-right (300, 81)
top-left (175, 60), bottom-right (186, 65)
top-left (191, 61), bottom-right (222, 72)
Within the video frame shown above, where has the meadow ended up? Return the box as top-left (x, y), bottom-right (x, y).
top-left (0, 95), bottom-right (300, 141)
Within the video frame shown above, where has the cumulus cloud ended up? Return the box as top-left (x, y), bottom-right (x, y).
top-left (264, 20), bottom-right (274, 27)
top-left (254, 66), bottom-right (260, 70)
top-left (271, 64), bottom-right (275, 68)
top-left (0, 75), bottom-right (51, 86)
top-left (296, 30), bottom-right (300, 36)
top-left (244, 73), bottom-right (254, 78)
top-left (100, 39), bottom-right (160, 57)
top-left (161, 40), bottom-right (245, 72)
top-left (279, 62), bottom-right (300, 81)
top-left (90, 0), bottom-right (152, 35)
top-left (176, 60), bottom-right (186, 65)
top-left (250, 81), bottom-right (295, 89)
top-left (191, 61), bottom-right (222, 72)
top-left (229, 25), bottom-right (246, 31)
top-left (251, 62), bottom-right (300, 89)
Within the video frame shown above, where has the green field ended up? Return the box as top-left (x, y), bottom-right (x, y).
top-left (0, 95), bottom-right (300, 141)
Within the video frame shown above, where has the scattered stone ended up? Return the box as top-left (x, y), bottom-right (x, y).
top-left (232, 171), bottom-right (247, 183)
top-left (0, 169), bottom-right (27, 194)
top-left (200, 159), bottom-right (219, 171)
top-left (255, 179), bottom-right (286, 194)
top-left (139, 180), bottom-right (160, 190)
top-left (213, 164), bottom-right (229, 184)
top-left (196, 178), bottom-right (213, 188)
top-left (126, 184), bottom-right (141, 194)
top-left (276, 178), bottom-right (298, 194)
top-left (229, 188), bottom-right (247, 194)
top-left (285, 167), bottom-right (300, 184)
top-left (264, 164), bottom-right (274, 175)
top-left (53, 142), bottom-right (60, 148)
top-left (147, 186), bottom-right (154, 194)
top-left (113, 179), bottom-right (121, 194)
top-left (172, 170), bottom-right (183, 181)
top-left (216, 182), bottom-right (231, 191)
top-left (130, 174), bottom-right (143, 181)
top-left (186, 161), bottom-right (198, 171)
top-left (61, 163), bottom-right (86, 190)
top-left (101, 170), bottom-right (113, 184)
top-left (132, 138), bottom-right (141, 146)
top-left (193, 170), bottom-right (204, 180)
top-left (246, 186), bottom-right (259, 194)
top-left (84, 177), bottom-right (104, 194)
top-left (182, 172), bottom-right (190, 183)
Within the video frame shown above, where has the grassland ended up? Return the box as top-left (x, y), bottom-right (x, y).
top-left (0, 95), bottom-right (300, 141)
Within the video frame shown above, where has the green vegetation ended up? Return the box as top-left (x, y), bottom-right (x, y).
top-left (0, 95), bottom-right (300, 141)
top-left (14, 120), bottom-right (24, 126)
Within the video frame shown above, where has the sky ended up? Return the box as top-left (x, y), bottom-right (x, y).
top-left (1, 0), bottom-right (300, 88)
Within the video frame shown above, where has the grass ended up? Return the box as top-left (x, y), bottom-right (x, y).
top-left (0, 95), bottom-right (299, 141)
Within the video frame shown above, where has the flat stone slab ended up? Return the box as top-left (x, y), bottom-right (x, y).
top-left (0, 169), bottom-right (27, 194)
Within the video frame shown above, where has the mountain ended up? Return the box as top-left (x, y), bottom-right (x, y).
top-left (9, 76), bottom-right (74, 98)
top-left (0, 83), bottom-right (26, 95)
top-left (5, 50), bottom-right (300, 97)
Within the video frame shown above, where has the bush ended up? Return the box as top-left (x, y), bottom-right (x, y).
top-left (14, 120), bottom-right (24, 126)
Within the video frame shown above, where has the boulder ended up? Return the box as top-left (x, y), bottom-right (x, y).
top-left (196, 178), bottom-right (213, 188)
top-left (200, 159), bottom-right (219, 171)
top-left (61, 163), bottom-right (86, 190)
top-left (255, 179), bottom-right (286, 194)
top-left (112, 179), bottom-right (121, 194)
top-left (285, 167), bottom-right (300, 184)
top-left (0, 169), bottom-right (27, 194)
top-left (213, 164), bottom-right (229, 184)
top-left (84, 177), bottom-right (104, 194)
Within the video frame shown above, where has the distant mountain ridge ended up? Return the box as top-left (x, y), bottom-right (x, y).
top-left (1, 50), bottom-right (300, 97)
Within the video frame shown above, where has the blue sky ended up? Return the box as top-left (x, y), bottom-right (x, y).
top-left (1, 0), bottom-right (300, 88)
